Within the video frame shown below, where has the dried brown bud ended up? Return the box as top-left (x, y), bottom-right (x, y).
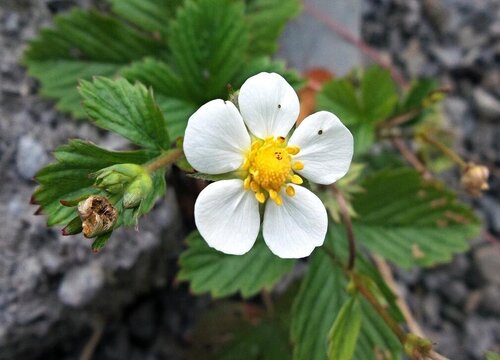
top-left (77, 195), bottom-right (118, 238)
top-left (461, 162), bottom-right (490, 197)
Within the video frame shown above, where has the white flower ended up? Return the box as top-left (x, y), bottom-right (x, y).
top-left (183, 72), bottom-right (353, 258)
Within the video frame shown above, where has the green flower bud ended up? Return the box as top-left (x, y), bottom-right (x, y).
top-left (123, 172), bottom-right (153, 209)
top-left (93, 164), bottom-right (147, 194)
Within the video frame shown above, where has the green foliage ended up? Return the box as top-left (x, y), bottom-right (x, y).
top-left (486, 352), bottom-right (500, 360)
top-left (23, 9), bottom-right (161, 117)
top-left (33, 140), bottom-right (160, 226)
top-left (107, 0), bottom-right (181, 36)
top-left (352, 168), bottom-right (480, 268)
top-left (24, 0), bottom-right (301, 138)
top-left (245, 0), bottom-right (301, 56)
top-left (317, 67), bottom-right (442, 156)
top-left (79, 77), bottom-right (170, 149)
top-left (178, 231), bottom-right (295, 298)
top-left (327, 296), bottom-right (363, 360)
top-left (290, 228), bottom-right (402, 360)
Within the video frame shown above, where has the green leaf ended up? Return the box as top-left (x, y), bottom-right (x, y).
top-left (107, 0), bottom-right (181, 37)
top-left (328, 296), bottom-right (363, 360)
top-left (317, 78), bottom-right (362, 126)
top-left (168, 0), bottom-right (248, 102)
top-left (33, 140), bottom-right (158, 226)
top-left (91, 231), bottom-right (113, 253)
top-left (245, 0), bottom-right (301, 56)
top-left (486, 352), bottom-right (500, 360)
top-left (352, 168), bottom-right (481, 268)
top-left (290, 228), bottom-right (402, 360)
top-left (23, 9), bottom-right (161, 117)
top-left (177, 231), bottom-right (295, 298)
top-left (214, 319), bottom-right (291, 360)
top-left (361, 67), bottom-right (398, 122)
top-left (79, 77), bottom-right (170, 150)
top-left (402, 79), bottom-right (438, 111)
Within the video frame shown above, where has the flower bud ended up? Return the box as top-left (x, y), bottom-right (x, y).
top-left (77, 195), bottom-right (118, 238)
top-left (461, 162), bottom-right (489, 197)
top-left (93, 164), bottom-right (146, 194)
top-left (123, 172), bottom-right (153, 209)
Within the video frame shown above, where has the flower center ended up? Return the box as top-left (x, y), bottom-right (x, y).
top-left (242, 137), bottom-right (304, 206)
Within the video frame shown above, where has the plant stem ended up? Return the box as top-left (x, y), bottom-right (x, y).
top-left (144, 148), bottom-right (184, 173)
top-left (391, 137), bottom-right (432, 179)
top-left (419, 132), bottom-right (467, 169)
top-left (332, 185), bottom-right (356, 270)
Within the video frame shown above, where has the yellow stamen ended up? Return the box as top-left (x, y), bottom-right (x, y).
top-left (286, 146), bottom-right (300, 155)
top-left (250, 181), bottom-right (260, 193)
top-left (269, 189), bottom-right (278, 200)
top-left (291, 174), bottom-right (303, 185)
top-left (286, 185), bottom-right (295, 197)
top-left (243, 176), bottom-right (251, 190)
top-left (255, 192), bottom-right (266, 203)
top-left (292, 161), bottom-right (304, 171)
top-left (273, 194), bottom-right (283, 206)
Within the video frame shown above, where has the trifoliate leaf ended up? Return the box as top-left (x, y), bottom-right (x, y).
top-left (79, 77), bottom-right (170, 150)
top-left (23, 9), bottom-right (161, 117)
top-left (352, 168), bottom-right (481, 268)
top-left (290, 228), bottom-right (402, 360)
top-left (33, 140), bottom-right (158, 227)
top-left (327, 296), bottom-right (363, 360)
top-left (107, 0), bottom-right (181, 37)
top-left (317, 78), bottom-right (362, 126)
top-left (245, 0), bottom-right (301, 56)
top-left (178, 231), bottom-right (295, 298)
top-left (168, 0), bottom-right (248, 102)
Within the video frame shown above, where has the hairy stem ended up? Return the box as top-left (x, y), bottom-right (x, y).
top-left (419, 132), bottom-right (467, 169)
top-left (144, 148), bottom-right (184, 173)
top-left (391, 137), bottom-right (432, 179)
top-left (332, 185), bottom-right (356, 270)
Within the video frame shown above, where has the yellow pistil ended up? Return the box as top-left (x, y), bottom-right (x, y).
top-left (242, 137), bottom-right (304, 205)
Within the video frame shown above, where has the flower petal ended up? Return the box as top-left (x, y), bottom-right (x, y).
top-left (184, 99), bottom-right (251, 174)
top-left (288, 111), bottom-right (353, 185)
top-left (195, 179), bottom-right (260, 255)
top-left (263, 185), bottom-right (327, 258)
top-left (239, 72), bottom-right (300, 139)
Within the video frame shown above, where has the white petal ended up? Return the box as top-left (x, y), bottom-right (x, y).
top-left (288, 111), bottom-right (353, 185)
top-left (194, 179), bottom-right (260, 255)
top-left (263, 185), bottom-right (327, 258)
top-left (238, 72), bottom-right (300, 139)
top-left (184, 99), bottom-right (251, 174)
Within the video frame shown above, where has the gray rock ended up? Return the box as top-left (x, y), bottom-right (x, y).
top-left (480, 196), bottom-right (500, 235)
top-left (15, 135), bottom-right (49, 180)
top-left (422, 293), bottom-right (442, 328)
top-left (473, 88), bottom-right (500, 120)
top-left (430, 46), bottom-right (463, 68)
top-left (479, 285), bottom-right (500, 316)
top-left (441, 280), bottom-right (468, 307)
top-left (4, 12), bottom-right (20, 34)
top-left (473, 245), bottom-right (500, 285)
top-left (465, 315), bottom-right (500, 358)
top-left (58, 263), bottom-right (105, 307)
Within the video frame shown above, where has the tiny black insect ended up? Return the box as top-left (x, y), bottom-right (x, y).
top-left (278, 104), bottom-right (281, 108)
top-left (318, 129), bottom-right (323, 135)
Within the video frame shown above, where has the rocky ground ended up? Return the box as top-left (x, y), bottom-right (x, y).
top-left (0, 0), bottom-right (499, 359)
top-left (363, 0), bottom-right (500, 358)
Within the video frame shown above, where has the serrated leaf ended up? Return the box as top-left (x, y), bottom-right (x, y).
top-left (168, 0), bottom-right (248, 102)
top-left (352, 168), bottom-right (481, 268)
top-left (79, 77), bottom-right (170, 150)
top-left (177, 231), bottom-right (295, 298)
top-left (23, 9), bottom-right (161, 118)
top-left (290, 228), bottom-right (402, 360)
top-left (317, 79), bottom-right (362, 126)
top-left (401, 79), bottom-right (439, 111)
top-left (33, 140), bottom-right (159, 226)
top-left (328, 296), bottom-right (363, 360)
top-left (361, 67), bottom-right (398, 122)
top-left (245, 0), bottom-right (301, 56)
top-left (107, 0), bottom-right (181, 37)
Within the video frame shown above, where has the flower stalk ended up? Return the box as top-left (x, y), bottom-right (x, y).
top-left (418, 132), bottom-right (467, 169)
top-left (144, 148), bottom-right (184, 173)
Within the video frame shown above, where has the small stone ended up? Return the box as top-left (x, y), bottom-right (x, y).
top-left (480, 196), bottom-right (500, 235)
top-left (16, 135), bottom-right (49, 180)
top-left (473, 245), bottom-right (500, 285)
top-left (465, 316), bottom-right (500, 358)
top-left (422, 293), bottom-right (442, 328)
top-left (479, 285), bottom-right (500, 316)
top-left (4, 12), bottom-right (20, 34)
top-left (473, 88), bottom-right (500, 120)
top-left (430, 46), bottom-right (462, 68)
top-left (441, 280), bottom-right (468, 307)
top-left (58, 264), bottom-right (105, 307)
